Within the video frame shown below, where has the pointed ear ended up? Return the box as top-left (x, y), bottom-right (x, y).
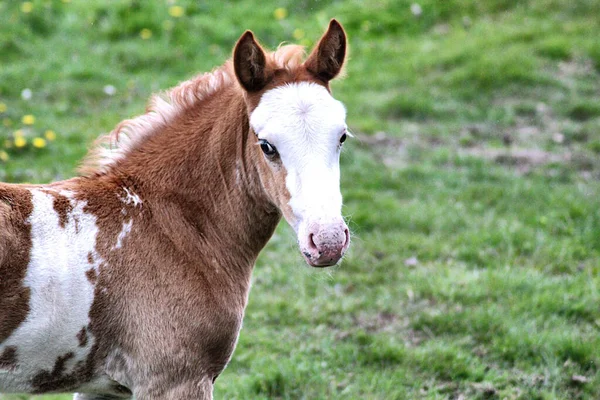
top-left (233, 31), bottom-right (271, 92)
top-left (304, 19), bottom-right (347, 82)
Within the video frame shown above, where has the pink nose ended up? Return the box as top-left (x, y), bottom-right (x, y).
top-left (301, 221), bottom-right (350, 267)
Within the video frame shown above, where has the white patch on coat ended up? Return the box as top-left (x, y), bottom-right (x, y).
top-left (250, 82), bottom-right (347, 230)
top-left (0, 189), bottom-right (102, 393)
top-left (122, 188), bottom-right (142, 207)
top-left (114, 219), bottom-right (133, 250)
top-left (59, 189), bottom-right (76, 199)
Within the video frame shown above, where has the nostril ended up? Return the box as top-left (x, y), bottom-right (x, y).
top-left (343, 228), bottom-right (350, 247)
top-left (308, 233), bottom-right (317, 250)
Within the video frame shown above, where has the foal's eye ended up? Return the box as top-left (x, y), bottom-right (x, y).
top-left (339, 133), bottom-right (347, 144)
top-left (259, 139), bottom-right (278, 156)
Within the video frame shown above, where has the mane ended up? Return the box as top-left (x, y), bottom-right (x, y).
top-left (79, 44), bottom-right (306, 177)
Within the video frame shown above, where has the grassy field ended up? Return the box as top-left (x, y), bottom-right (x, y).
top-left (1, 0), bottom-right (600, 399)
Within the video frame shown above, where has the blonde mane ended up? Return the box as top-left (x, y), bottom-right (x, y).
top-left (79, 44), bottom-right (306, 177)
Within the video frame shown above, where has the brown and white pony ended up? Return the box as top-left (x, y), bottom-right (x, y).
top-left (0, 20), bottom-right (350, 399)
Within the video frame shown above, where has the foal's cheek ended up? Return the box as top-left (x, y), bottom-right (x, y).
top-left (257, 158), bottom-right (292, 215)
top-left (271, 165), bottom-right (296, 227)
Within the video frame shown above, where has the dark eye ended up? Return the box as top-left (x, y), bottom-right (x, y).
top-left (259, 139), bottom-right (278, 156)
top-left (339, 133), bottom-right (347, 144)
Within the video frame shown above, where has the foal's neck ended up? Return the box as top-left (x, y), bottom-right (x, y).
top-left (112, 85), bottom-right (280, 275)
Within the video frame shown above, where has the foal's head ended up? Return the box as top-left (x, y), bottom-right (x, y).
top-left (234, 20), bottom-right (350, 267)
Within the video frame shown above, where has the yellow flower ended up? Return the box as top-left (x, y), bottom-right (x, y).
top-left (14, 129), bottom-right (24, 137)
top-left (44, 130), bottom-right (57, 141)
top-left (140, 29), bottom-right (152, 40)
top-left (0, 103), bottom-right (6, 113)
top-left (22, 114), bottom-right (35, 125)
top-left (273, 7), bottom-right (287, 20)
top-left (32, 137), bottom-right (47, 148)
top-left (14, 137), bottom-right (27, 148)
top-left (21, 2), bottom-right (33, 13)
top-left (168, 5), bottom-right (185, 17)
top-left (0, 151), bottom-right (9, 162)
top-left (293, 29), bottom-right (305, 40)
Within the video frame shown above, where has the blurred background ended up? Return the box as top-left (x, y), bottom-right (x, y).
top-left (1, 0), bottom-right (599, 399)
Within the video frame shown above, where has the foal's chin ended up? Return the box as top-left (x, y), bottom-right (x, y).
top-left (300, 244), bottom-right (347, 268)
top-left (302, 253), bottom-right (342, 268)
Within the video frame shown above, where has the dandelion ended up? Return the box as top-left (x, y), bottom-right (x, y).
top-left (44, 130), bottom-right (57, 141)
top-left (21, 88), bottom-right (32, 100)
top-left (0, 151), bottom-right (9, 162)
top-left (22, 114), bottom-right (35, 125)
top-left (103, 85), bottom-right (116, 96)
top-left (32, 137), bottom-right (47, 148)
top-left (14, 137), bottom-right (27, 148)
top-left (0, 103), bottom-right (6, 113)
top-left (293, 29), bottom-right (305, 40)
top-left (140, 29), bottom-right (152, 40)
top-left (21, 2), bottom-right (33, 13)
top-left (410, 3), bottom-right (422, 16)
top-left (168, 5), bottom-right (185, 18)
top-left (273, 7), bottom-right (287, 20)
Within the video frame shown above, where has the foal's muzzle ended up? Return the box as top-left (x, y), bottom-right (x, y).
top-left (299, 219), bottom-right (350, 267)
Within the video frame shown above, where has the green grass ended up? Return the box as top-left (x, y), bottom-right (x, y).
top-left (1, 0), bottom-right (600, 399)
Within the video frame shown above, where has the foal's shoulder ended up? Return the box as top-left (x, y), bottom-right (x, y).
top-left (0, 183), bottom-right (32, 270)
top-left (0, 183), bottom-right (33, 217)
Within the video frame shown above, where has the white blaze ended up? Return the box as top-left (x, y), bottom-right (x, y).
top-left (250, 82), bottom-right (347, 230)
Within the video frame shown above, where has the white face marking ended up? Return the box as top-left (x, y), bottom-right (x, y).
top-left (250, 82), bottom-right (347, 231)
top-left (0, 189), bottom-right (102, 392)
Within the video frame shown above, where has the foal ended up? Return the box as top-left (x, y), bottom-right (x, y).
top-left (0, 20), bottom-right (350, 399)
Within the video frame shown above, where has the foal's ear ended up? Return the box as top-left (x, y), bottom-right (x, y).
top-left (233, 31), bottom-right (271, 92)
top-left (304, 19), bottom-right (347, 82)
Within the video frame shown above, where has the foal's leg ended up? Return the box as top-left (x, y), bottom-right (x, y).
top-left (136, 377), bottom-right (214, 400)
top-left (73, 394), bottom-right (132, 400)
